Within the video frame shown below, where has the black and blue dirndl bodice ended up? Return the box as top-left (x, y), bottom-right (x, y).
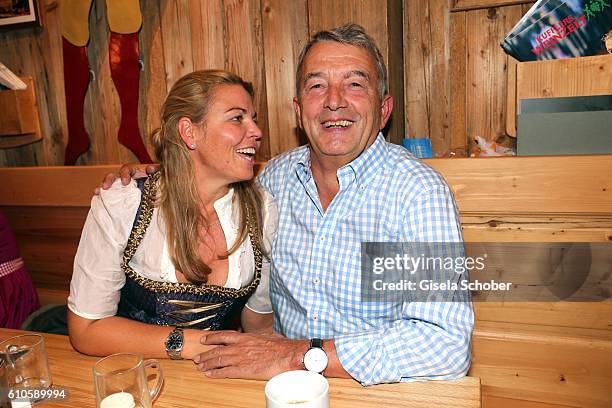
top-left (117, 173), bottom-right (262, 330)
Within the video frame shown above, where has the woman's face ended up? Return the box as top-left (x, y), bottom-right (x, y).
top-left (189, 84), bottom-right (262, 188)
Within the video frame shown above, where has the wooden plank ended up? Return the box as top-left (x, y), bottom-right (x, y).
top-left (481, 395), bottom-right (570, 408)
top-left (36, 288), bottom-right (69, 307)
top-left (404, 0), bottom-right (431, 140)
top-left (505, 3), bottom-right (536, 138)
top-left (307, 0), bottom-right (389, 59)
top-left (224, 0), bottom-right (270, 160)
top-left (0, 77), bottom-right (38, 135)
top-left (159, 0), bottom-right (194, 91)
top-left (505, 56), bottom-right (518, 137)
top-left (449, 10), bottom-right (468, 155)
top-left (138, 0), bottom-right (165, 162)
top-left (189, 0), bottom-right (226, 70)
top-left (261, 0), bottom-right (308, 157)
top-left (474, 302), bottom-right (612, 332)
top-left (516, 54), bottom-right (612, 104)
top-left (35, 0), bottom-right (70, 166)
top-left (424, 156), bottom-right (612, 214)
top-left (470, 321), bottom-right (612, 407)
top-left (466, 6), bottom-right (523, 154)
top-left (386, 0), bottom-right (405, 145)
top-left (2, 205), bottom-right (89, 291)
top-left (452, 0), bottom-right (533, 11)
top-left (462, 214), bottom-right (612, 242)
top-left (428, 0), bottom-right (453, 155)
top-left (0, 165), bottom-right (120, 206)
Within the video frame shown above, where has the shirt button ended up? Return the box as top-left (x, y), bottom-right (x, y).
top-left (312, 315), bottom-right (318, 321)
top-left (313, 278), bottom-right (320, 284)
top-left (359, 185), bottom-right (365, 191)
top-left (319, 236), bottom-right (325, 242)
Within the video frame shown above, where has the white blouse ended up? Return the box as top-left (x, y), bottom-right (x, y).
top-left (68, 179), bottom-right (278, 320)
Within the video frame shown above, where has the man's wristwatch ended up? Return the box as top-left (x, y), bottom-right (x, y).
top-left (302, 338), bottom-right (328, 374)
top-left (164, 327), bottom-right (184, 360)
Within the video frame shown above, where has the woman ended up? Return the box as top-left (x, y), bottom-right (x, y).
top-left (68, 70), bottom-right (277, 359)
top-left (0, 209), bottom-right (40, 329)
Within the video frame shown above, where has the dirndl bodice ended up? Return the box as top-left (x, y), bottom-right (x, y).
top-left (117, 173), bottom-right (262, 330)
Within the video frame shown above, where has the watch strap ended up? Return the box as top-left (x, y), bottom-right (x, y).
top-left (310, 338), bottom-right (323, 349)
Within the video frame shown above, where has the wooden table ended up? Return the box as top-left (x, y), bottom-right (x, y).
top-left (1, 329), bottom-right (480, 407)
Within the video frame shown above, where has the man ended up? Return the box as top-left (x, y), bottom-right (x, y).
top-left (107, 24), bottom-right (473, 385)
top-left (193, 24), bottom-right (472, 385)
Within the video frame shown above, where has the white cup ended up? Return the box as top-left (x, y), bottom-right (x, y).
top-left (265, 370), bottom-right (329, 408)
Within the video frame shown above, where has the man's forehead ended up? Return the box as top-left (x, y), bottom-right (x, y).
top-left (302, 41), bottom-right (376, 73)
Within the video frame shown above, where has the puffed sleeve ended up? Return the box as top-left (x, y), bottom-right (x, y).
top-left (67, 180), bottom-right (141, 319)
top-left (245, 189), bottom-right (278, 314)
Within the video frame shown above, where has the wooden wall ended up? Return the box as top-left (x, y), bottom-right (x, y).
top-left (404, 0), bottom-right (533, 156)
top-left (0, 0), bottom-right (537, 166)
top-left (0, 0), bottom-right (403, 166)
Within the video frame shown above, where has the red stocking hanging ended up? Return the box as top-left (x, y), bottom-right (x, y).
top-left (62, 38), bottom-right (91, 165)
top-left (109, 32), bottom-right (151, 163)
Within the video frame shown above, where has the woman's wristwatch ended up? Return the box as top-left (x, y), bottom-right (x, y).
top-left (164, 327), bottom-right (184, 359)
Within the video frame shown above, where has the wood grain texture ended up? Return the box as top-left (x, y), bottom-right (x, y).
top-left (0, 328), bottom-right (481, 408)
top-left (516, 54), bottom-right (612, 102)
top-left (474, 301), bottom-right (612, 331)
top-left (404, 0), bottom-right (431, 140)
top-left (449, 10), bottom-right (468, 154)
top-left (452, 0), bottom-right (534, 11)
top-left (224, 0), bottom-right (270, 160)
top-left (466, 6), bottom-right (523, 154)
top-left (307, 0), bottom-right (389, 58)
top-left (426, 156), bottom-right (612, 214)
top-left (158, 0), bottom-right (194, 91)
top-left (470, 321), bottom-right (612, 407)
top-left (138, 0), bottom-right (165, 161)
top-left (189, 0), bottom-right (226, 71)
top-left (427, 0), bottom-right (452, 154)
top-left (0, 77), bottom-right (39, 136)
top-left (261, 0), bottom-right (307, 156)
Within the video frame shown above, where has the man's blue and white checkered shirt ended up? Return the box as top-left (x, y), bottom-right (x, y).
top-left (257, 133), bottom-right (473, 385)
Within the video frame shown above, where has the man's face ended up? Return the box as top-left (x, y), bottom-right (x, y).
top-left (294, 41), bottom-right (392, 167)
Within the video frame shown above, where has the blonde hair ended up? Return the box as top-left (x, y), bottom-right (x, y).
top-left (151, 70), bottom-right (265, 284)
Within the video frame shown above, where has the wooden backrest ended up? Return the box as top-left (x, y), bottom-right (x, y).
top-left (1, 156), bottom-right (611, 305)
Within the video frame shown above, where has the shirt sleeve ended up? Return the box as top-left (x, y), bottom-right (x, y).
top-left (245, 189), bottom-right (278, 314)
top-left (67, 180), bottom-right (141, 320)
top-left (334, 185), bottom-right (474, 385)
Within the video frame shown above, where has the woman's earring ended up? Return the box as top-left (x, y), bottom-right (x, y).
top-left (190, 144), bottom-right (196, 149)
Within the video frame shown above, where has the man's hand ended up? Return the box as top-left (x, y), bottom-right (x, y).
top-left (193, 331), bottom-right (309, 380)
top-left (94, 163), bottom-right (159, 194)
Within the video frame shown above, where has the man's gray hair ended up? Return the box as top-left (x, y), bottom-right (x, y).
top-left (295, 24), bottom-right (388, 100)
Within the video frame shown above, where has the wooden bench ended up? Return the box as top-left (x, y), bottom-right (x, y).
top-left (1, 156), bottom-right (611, 407)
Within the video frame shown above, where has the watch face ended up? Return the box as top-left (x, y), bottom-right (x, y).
top-left (166, 333), bottom-right (182, 351)
top-left (304, 347), bottom-right (328, 373)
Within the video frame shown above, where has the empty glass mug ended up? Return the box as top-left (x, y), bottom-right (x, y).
top-left (93, 353), bottom-right (163, 408)
top-left (0, 334), bottom-right (52, 394)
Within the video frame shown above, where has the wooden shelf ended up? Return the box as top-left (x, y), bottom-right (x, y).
top-left (507, 54), bottom-right (612, 137)
top-left (0, 76), bottom-right (42, 148)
